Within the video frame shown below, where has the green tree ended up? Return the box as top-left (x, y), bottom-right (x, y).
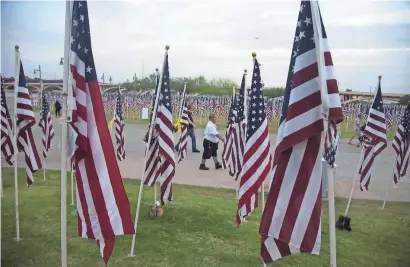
top-left (398, 94), bottom-right (410, 105)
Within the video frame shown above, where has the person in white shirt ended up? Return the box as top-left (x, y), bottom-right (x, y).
top-left (200, 114), bottom-right (225, 170)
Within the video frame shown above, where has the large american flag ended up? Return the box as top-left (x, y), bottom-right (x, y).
top-left (115, 90), bottom-right (125, 161)
top-left (39, 92), bottom-right (54, 158)
top-left (67, 1), bottom-right (134, 264)
top-left (156, 50), bottom-right (176, 205)
top-left (177, 92), bottom-right (189, 163)
top-left (392, 102), bottom-right (410, 184)
top-left (259, 1), bottom-right (343, 263)
top-left (359, 77), bottom-right (387, 190)
top-left (1, 76), bottom-right (15, 165)
top-left (236, 57), bottom-right (272, 226)
top-left (16, 61), bottom-right (42, 185)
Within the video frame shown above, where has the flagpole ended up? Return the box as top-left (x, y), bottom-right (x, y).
top-left (40, 81), bottom-right (47, 181)
top-left (71, 163), bottom-right (75, 206)
top-left (13, 45), bottom-right (22, 242)
top-left (312, 2), bottom-right (336, 266)
top-left (60, 2), bottom-right (72, 266)
top-left (343, 147), bottom-right (364, 217)
top-left (232, 85), bottom-right (239, 200)
top-left (129, 45), bottom-right (168, 257)
top-left (153, 69), bottom-right (159, 205)
top-left (382, 154), bottom-right (399, 210)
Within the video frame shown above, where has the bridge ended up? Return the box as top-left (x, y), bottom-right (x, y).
top-left (339, 90), bottom-right (404, 103)
top-left (2, 77), bottom-right (122, 94)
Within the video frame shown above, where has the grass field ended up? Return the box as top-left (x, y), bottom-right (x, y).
top-left (2, 169), bottom-right (410, 267)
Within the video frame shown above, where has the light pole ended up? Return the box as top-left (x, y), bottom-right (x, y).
top-left (109, 76), bottom-right (112, 85)
top-left (34, 65), bottom-right (43, 111)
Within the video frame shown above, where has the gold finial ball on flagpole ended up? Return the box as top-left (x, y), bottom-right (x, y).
top-left (378, 75), bottom-right (382, 80)
top-left (252, 52), bottom-right (257, 58)
top-left (15, 45), bottom-right (19, 51)
top-left (165, 45), bottom-right (170, 50)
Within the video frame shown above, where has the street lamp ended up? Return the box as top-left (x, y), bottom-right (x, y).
top-left (59, 58), bottom-right (64, 65)
top-left (34, 65), bottom-right (43, 110)
top-left (109, 76), bottom-right (112, 84)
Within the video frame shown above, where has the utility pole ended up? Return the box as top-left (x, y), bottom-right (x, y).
top-left (109, 76), bottom-right (112, 85)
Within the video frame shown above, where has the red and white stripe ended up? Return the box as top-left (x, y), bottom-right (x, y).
top-left (16, 63), bottom-right (42, 185)
top-left (358, 138), bottom-right (383, 191)
top-left (68, 50), bottom-right (134, 263)
top-left (177, 105), bottom-right (189, 163)
top-left (143, 134), bottom-right (161, 186)
top-left (115, 105), bottom-right (125, 161)
top-left (39, 109), bottom-right (54, 159)
top-left (260, 3), bottom-right (343, 263)
top-left (392, 123), bottom-right (409, 185)
top-left (1, 77), bottom-right (15, 165)
top-left (157, 102), bottom-right (175, 205)
top-left (223, 123), bottom-right (238, 175)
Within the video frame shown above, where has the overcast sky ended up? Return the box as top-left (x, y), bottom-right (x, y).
top-left (1, 0), bottom-right (409, 93)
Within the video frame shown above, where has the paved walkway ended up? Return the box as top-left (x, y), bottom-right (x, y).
top-left (2, 115), bottom-right (410, 203)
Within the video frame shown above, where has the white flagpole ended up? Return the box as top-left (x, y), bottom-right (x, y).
top-left (153, 69), bottom-right (159, 205)
top-left (312, 2), bottom-right (336, 266)
top-left (71, 163), bottom-right (75, 206)
top-left (60, 2), bottom-right (72, 266)
top-left (129, 46), bottom-right (168, 257)
top-left (13, 45), bottom-right (22, 242)
top-left (382, 154), bottom-right (399, 210)
top-left (344, 147), bottom-right (364, 217)
top-left (40, 80), bottom-right (47, 181)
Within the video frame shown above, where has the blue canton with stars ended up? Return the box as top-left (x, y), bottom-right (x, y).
top-left (71, 1), bottom-right (97, 83)
top-left (41, 93), bottom-right (50, 119)
top-left (160, 53), bottom-right (172, 113)
top-left (226, 94), bottom-right (238, 127)
top-left (400, 103), bottom-right (410, 139)
top-left (370, 80), bottom-right (385, 114)
top-left (281, 1), bottom-right (319, 124)
top-left (116, 90), bottom-right (123, 121)
top-left (1, 76), bottom-right (10, 114)
top-left (246, 58), bottom-right (266, 141)
top-left (236, 73), bottom-right (246, 123)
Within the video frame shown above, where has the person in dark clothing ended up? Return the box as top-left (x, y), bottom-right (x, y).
top-left (175, 104), bottom-right (200, 153)
top-left (55, 100), bottom-right (62, 117)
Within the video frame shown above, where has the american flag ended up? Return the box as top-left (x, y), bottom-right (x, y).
top-left (156, 50), bottom-right (176, 205)
top-left (235, 73), bottom-right (247, 178)
top-left (260, 1), bottom-right (343, 263)
top-left (67, 1), bottom-right (134, 264)
top-left (236, 57), bottom-right (272, 226)
top-left (222, 93), bottom-right (238, 175)
top-left (39, 92), bottom-right (54, 158)
top-left (177, 92), bottom-right (189, 163)
top-left (143, 73), bottom-right (161, 187)
top-left (392, 102), bottom-right (410, 184)
top-left (115, 90), bottom-right (125, 161)
top-left (16, 61), bottom-right (42, 185)
top-left (359, 77), bottom-right (387, 190)
top-left (1, 76), bottom-right (15, 165)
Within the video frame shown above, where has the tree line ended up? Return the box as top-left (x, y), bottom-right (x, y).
top-left (120, 72), bottom-right (285, 97)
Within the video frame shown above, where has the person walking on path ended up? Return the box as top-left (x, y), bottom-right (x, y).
top-left (348, 114), bottom-right (362, 145)
top-left (175, 103), bottom-right (200, 153)
top-left (54, 100), bottom-right (62, 117)
top-left (199, 114), bottom-right (225, 170)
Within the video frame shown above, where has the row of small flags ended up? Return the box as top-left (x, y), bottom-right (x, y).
top-left (40, 90), bottom-right (408, 124)
top-left (2, 0), bottom-right (409, 266)
top-left (1, 63), bottom-right (53, 185)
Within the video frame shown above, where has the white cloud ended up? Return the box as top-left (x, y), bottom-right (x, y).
top-left (329, 10), bottom-right (410, 27)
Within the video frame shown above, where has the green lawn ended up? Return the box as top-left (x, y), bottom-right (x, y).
top-left (2, 169), bottom-right (410, 267)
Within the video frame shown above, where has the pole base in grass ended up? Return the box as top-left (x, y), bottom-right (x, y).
top-left (128, 254), bottom-right (136, 258)
top-left (14, 237), bottom-right (22, 242)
